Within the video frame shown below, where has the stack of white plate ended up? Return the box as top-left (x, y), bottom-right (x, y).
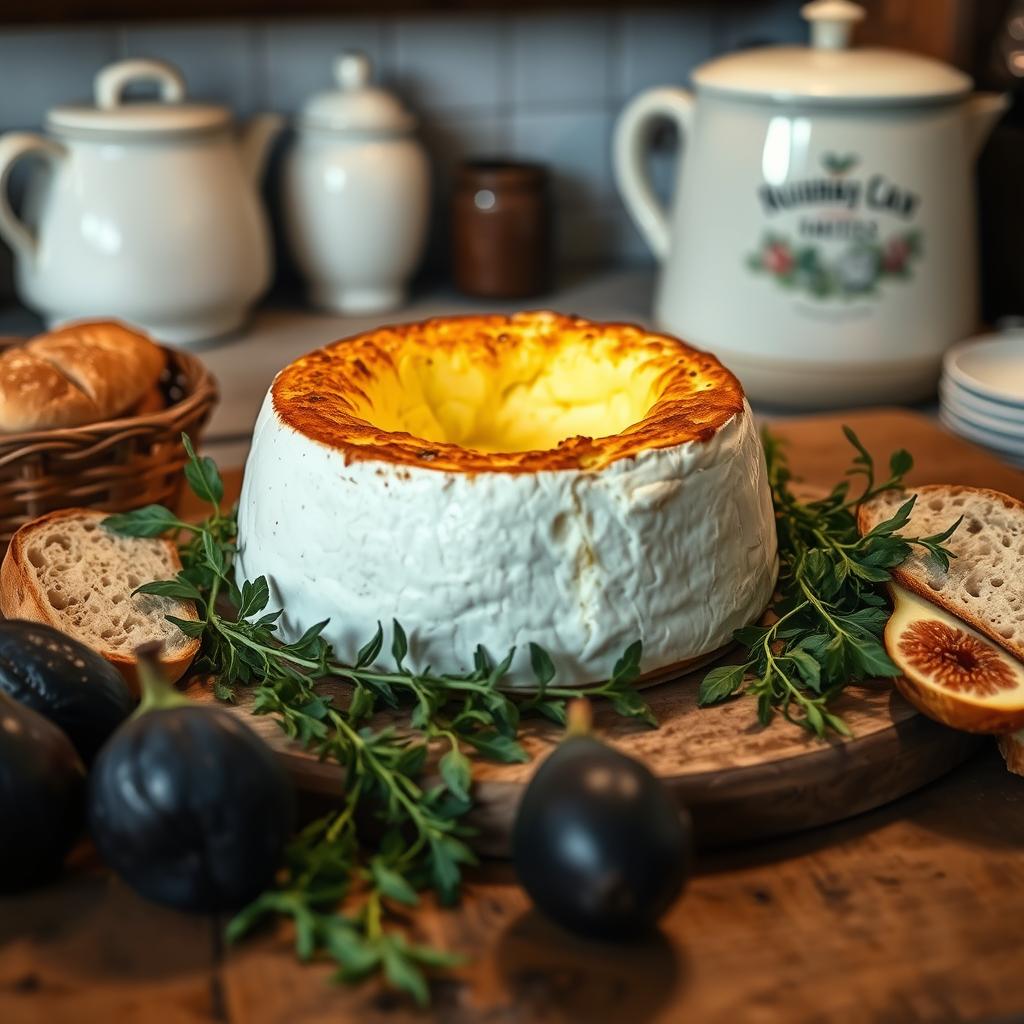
top-left (941, 332), bottom-right (1024, 469)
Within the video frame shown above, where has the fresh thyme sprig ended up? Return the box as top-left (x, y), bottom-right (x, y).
top-left (698, 426), bottom-right (961, 737)
top-left (104, 435), bottom-right (652, 1006)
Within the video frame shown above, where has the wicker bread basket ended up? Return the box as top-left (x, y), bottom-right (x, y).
top-left (0, 345), bottom-right (217, 550)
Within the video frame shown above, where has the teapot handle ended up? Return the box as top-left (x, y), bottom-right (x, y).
top-left (0, 132), bottom-right (65, 262)
top-left (614, 87), bottom-right (695, 262)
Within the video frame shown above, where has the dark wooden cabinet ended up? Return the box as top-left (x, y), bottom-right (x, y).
top-left (0, 0), bottom-right (737, 22)
top-left (0, 0), bottom-right (1005, 77)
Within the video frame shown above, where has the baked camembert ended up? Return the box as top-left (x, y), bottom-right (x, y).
top-left (238, 312), bottom-right (778, 684)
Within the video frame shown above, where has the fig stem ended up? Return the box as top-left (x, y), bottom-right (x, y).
top-left (566, 698), bottom-right (592, 737)
top-left (133, 642), bottom-right (191, 717)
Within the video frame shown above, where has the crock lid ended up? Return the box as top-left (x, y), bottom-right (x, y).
top-left (692, 0), bottom-right (973, 104)
top-left (299, 52), bottom-right (415, 133)
top-left (47, 59), bottom-right (230, 136)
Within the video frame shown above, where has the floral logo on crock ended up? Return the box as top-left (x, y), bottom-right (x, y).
top-left (747, 153), bottom-right (922, 300)
top-left (748, 230), bottom-right (922, 299)
top-left (821, 152), bottom-right (858, 176)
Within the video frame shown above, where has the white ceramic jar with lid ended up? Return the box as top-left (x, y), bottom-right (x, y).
top-left (282, 52), bottom-right (430, 314)
top-left (0, 58), bottom-right (281, 344)
top-left (615, 0), bottom-right (1007, 407)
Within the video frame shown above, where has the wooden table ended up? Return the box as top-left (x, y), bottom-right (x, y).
top-left (2, 747), bottom-right (1022, 1024)
top-left (3, 410), bottom-right (1024, 1024)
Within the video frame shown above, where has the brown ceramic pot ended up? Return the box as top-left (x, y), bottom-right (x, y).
top-left (452, 160), bottom-right (551, 299)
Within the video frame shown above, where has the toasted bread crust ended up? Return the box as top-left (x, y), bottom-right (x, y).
top-left (858, 484), bottom-right (1024, 664)
top-left (1, 320), bottom-right (166, 433)
top-left (997, 732), bottom-right (1024, 775)
top-left (0, 507), bottom-right (199, 690)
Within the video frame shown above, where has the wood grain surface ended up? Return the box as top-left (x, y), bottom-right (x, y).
top-left (3, 747), bottom-right (1022, 1024)
top-left (3, 407), bottom-right (1023, 1024)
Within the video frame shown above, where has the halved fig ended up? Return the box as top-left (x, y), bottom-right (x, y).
top-left (885, 584), bottom-right (1024, 734)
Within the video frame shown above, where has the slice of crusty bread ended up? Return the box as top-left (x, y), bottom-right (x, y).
top-left (0, 508), bottom-right (199, 690)
top-left (998, 731), bottom-right (1024, 776)
top-left (858, 485), bottom-right (1024, 663)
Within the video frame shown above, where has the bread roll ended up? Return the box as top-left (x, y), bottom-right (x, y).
top-left (0, 347), bottom-right (101, 431)
top-left (0, 320), bottom-right (166, 433)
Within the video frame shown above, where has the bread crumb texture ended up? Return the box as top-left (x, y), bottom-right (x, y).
top-left (21, 512), bottom-right (191, 655)
top-left (861, 485), bottom-right (1024, 656)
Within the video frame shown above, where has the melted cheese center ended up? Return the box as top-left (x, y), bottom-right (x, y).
top-left (347, 333), bottom-right (664, 453)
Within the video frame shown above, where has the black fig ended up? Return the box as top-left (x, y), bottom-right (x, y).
top-left (0, 620), bottom-right (134, 764)
top-left (0, 689), bottom-right (86, 890)
top-left (88, 644), bottom-right (294, 912)
top-left (512, 700), bottom-right (691, 939)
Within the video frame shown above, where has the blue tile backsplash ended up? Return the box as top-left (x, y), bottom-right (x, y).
top-left (0, 3), bottom-right (805, 275)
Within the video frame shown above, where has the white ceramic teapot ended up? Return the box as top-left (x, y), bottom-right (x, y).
top-left (282, 52), bottom-right (430, 314)
top-left (0, 59), bottom-right (281, 344)
top-left (614, 0), bottom-right (1007, 406)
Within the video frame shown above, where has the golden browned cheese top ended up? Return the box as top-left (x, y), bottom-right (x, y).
top-left (270, 312), bottom-right (746, 473)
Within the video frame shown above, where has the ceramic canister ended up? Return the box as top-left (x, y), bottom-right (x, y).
top-left (614, 0), bottom-right (1006, 407)
top-left (282, 52), bottom-right (430, 315)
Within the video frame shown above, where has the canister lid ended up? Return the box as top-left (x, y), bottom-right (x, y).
top-left (47, 59), bottom-right (231, 136)
top-left (298, 52), bottom-right (415, 133)
top-left (692, 0), bottom-right (973, 105)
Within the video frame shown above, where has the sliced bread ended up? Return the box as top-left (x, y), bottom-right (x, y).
top-left (998, 732), bottom-right (1024, 775)
top-left (0, 508), bottom-right (199, 689)
top-left (857, 485), bottom-right (1024, 663)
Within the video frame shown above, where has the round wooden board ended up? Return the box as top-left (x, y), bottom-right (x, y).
top-left (184, 663), bottom-right (980, 856)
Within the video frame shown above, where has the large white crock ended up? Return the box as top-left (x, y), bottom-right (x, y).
top-left (614, 0), bottom-right (1006, 407)
top-left (0, 59), bottom-right (281, 344)
top-left (282, 52), bottom-right (430, 314)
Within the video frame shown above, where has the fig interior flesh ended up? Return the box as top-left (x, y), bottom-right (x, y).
top-left (885, 584), bottom-right (1024, 734)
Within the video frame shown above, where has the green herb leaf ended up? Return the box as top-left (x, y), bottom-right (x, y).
top-left (439, 747), bottom-right (472, 801)
top-left (391, 620), bottom-right (408, 669)
top-left (182, 432), bottom-right (224, 506)
top-left (698, 663), bottom-right (748, 706)
top-left (370, 861), bottom-right (419, 907)
top-left (103, 504), bottom-right (183, 538)
top-left (381, 941), bottom-right (430, 1007)
top-left (238, 577), bottom-right (270, 618)
top-left (355, 623), bottom-right (384, 667)
top-left (164, 614), bottom-right (206, 639)
top-left (529, 643), bottom-right (556, 691)
top-left (464, 731), bottom-right (529, 763)
top-left (135, 576), bottom-right (204, 602)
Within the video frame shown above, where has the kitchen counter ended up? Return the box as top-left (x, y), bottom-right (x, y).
top-left (0, 267), bottom-right (944, 468)
top-left (2, 747), bottom-right (1021, 1024)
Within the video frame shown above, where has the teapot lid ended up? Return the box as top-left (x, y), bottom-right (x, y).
top-left (47, 59), bottom-right (231, 136)
top-left (298, 53), bottom-right (415, 133)
top-left (692, 0), bottom-right (973, 105)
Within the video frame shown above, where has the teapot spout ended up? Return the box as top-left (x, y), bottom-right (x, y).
top-left (966, 92), bottom-right (1008, 158)
top-left (240, 113), bottom-right (284, 184)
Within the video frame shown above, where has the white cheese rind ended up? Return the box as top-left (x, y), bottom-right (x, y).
top-left (237, 394), bottom-right (778, 685)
